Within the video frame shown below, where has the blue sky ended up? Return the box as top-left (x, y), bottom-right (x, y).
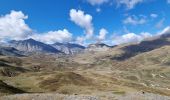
top-left (0, 0), bottom-right (170, 45)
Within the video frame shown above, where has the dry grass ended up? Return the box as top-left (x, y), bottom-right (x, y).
top-left (38, 72), bottom-right (94, 92)
top-left (1, 44), bottom-right (170, 99)
top-left (0, 80), bottom-right (25, 95)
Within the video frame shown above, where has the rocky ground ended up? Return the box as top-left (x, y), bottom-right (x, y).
top-left (115, 92), bottom-right (170, 100)
top-left (1, 92), bottom-right (170, 100)
top-left (0, 93), bottom-right (99, 100)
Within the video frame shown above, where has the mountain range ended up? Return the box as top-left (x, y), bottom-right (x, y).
top-left (0, 38), bottom-right (116, 56)
top-left (51, 42), bottom-right (85, 54)
top-left (8, 39), bottom-right (61, 54)
top-left (1, 33), bottom-right (170, 56)
top-left (0, 38), bottom-right (87, 56)
top-left (1, 33), bottom-right (170, 99)
top-left (0, 46), bottom-right (23, 56)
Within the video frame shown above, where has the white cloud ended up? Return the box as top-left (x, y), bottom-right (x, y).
top-left (123, 15), bottom-right (146, 25)
top-left (155, 18), bottom-right (165, 29)
top-left (31, 29), bottom-right (72, 44)
top-left (97, 28), bottom-right (108, 41)
top-left (112, 26), bottom-right (170, 45)
top-left (86, 0), bottom-right (108, 5)
top-left (0, 10), bottom-right (32, 41)
top-left (96, 8), bottom-right (101, 12)
top-left (113, 32), bottom-right (152, 45)
top-left (85, 0), bottom-right (145, 9)
top-left (0, 10), bottom-right (73, 44)
top-left (70, 9), bottom-right (94, 39)
top-left (150, 14), bottom-right (158, 18)
top-left (168, 0), bottom-right (170, 4)
top-left (158, 26), bottom-right (170, 35)
top-left (113, 33), bottom-right (142, 44)
top-left (140, 32), bottom-right (153, 39)
top-left (116, 0), bottom-right (143, 9)
top-left (76, 36), bottom-right (85, 45)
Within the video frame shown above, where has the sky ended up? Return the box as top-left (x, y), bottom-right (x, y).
top-left (0, 0), bottom-right (170, 45)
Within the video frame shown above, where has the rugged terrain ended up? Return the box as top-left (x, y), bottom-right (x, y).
top-left (1, 35), bottom-right (170, 100)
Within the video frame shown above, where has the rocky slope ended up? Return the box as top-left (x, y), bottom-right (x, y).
top-left (52, 42), bottom-right (85, 55)
top-left (8, 39), bottom-right (61, 54)
top-left (87, 43), bottom-right (113, 52)
top-left (1, 34), bottom-right (170, 99)
top-left (112, 33), bottom-right (170, 61)
top-left (0, 46), bottom-right (23, 56)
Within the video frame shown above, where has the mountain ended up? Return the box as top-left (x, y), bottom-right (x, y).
top-left (112, 34), bottom-right (170, 61)
top-left (1, 34), bottom-right (170, 99)
top-left (8, 39), bottom-right (61, 54)
top-left (87, 43), bottom-right (113, 51)
top-left (0, 46), bottom-right (23, 56)
top-left (51, 42), bottom-right (85, 54)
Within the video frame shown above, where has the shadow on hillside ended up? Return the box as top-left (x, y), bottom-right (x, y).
top-left (112, 34), bottom-right (170, 61)
top-left (0, 80), bottom-right (26, 94)
top-left (0, 61), bottom-right (28, 72)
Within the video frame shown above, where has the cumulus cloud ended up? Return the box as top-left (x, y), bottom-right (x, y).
top-left (123, 15), bottom-right (146, 25)
top-left (113, 26), bottom-right (170, 45)
top-left (158, 26), bottom-right (170, 35)
top-left (97, 28), bottom-right (108, 41)
top-left (86, 0), bottom-right (108, 5)
top-left (113, 33), bottom-right (142, 44)
top-left (70, 9), bottom-right (94, 39)
top-left (140, 32), bottom-right (153, 39)
top-left (31, 29), bottom-right (72, 44)
top-left (113, 32), bottom-right (152, 45)
top-left (0, 10), bottom-right (72, 44)
top-left (150, 13), bottom-right (158, 18)
top-left (116, 0), bottom-right (143, 9)
top-left (76, 36), bottom-right (85, 45)
top-left (0, 10), bottom-right (32, 41)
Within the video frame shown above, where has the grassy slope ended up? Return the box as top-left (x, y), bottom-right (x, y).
top-left (1, 43), bottom-right (170, 98)
top-left (0, 80), bottom-right (25, 96)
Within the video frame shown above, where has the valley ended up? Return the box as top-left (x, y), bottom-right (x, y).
top-left (1, 35), bottom-right (170, 100)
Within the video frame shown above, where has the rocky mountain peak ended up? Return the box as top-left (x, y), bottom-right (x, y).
top-left (8, 39), bottom-right (61, 54)
top-left (51, 42), bottom-right (85, 55)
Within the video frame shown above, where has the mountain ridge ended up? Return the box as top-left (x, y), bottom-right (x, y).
top-left (51, 42), bottom-right (85, 55)
top-left (8, 38), bottom-right (62, 54)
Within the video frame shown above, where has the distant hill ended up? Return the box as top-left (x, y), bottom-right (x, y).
top-left (0, 46), bottom-right (23, 56)
top-left (112, 34), bottom-right (170, 61)
top-left (51, 42), bottom-right (85, 54)
top-left (87, 43), bottom-right (113, 51)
